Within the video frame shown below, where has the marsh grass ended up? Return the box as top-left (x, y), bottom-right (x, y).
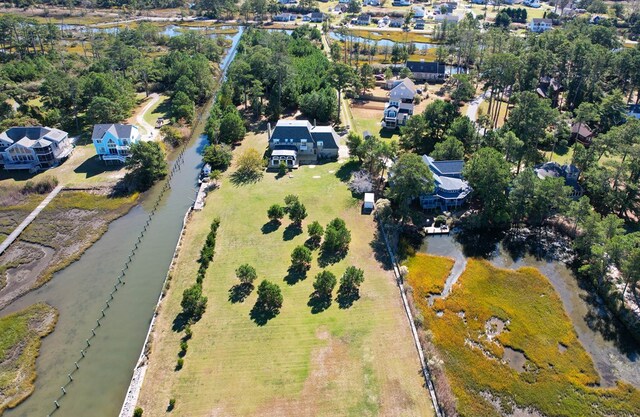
top-left (407, 257), bottom-right (640, 417)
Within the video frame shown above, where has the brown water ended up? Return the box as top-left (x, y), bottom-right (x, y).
top-left (1, 27), bottom-right (244, 417)
top-left (422, 233), bottom-right (640, 388)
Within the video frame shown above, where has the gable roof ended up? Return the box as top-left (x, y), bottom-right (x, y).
top-left (570, 122), bottom-right (593, 138)
top-left (532, 18), bottom-right (553, 24)
top-left (390, 78), bottom-right (417, 98)
top-left (406, 60), bottom-right (446, 74)
top-left (92, 124), bottom-right (136, 141)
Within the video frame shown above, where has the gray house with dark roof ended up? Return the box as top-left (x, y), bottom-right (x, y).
top-left (91, 124), bottom-right (141, 164)
top-left (0, 126), bottom-right (72, 171)
top-left (406, 60), bottom-right (446, 81)
top-left (419, 155), bottom-right (472, 210)
top-left (267, 120), bottom-right (339, 168)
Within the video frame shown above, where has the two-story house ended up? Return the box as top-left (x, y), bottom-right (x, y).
top-left (92, 124), bottom-right (141, 164)
top-left (529, 18), bottom-right (553, 32)
top-left (383, 78), bottom-right (417, 129)
top-left (0, 126), bottom-right (72, 171)
top-left (267, 120), bottom-right (339, 168)
top-left (419, 155), bottom-right (472, 211)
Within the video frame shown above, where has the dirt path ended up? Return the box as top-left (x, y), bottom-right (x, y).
top-left (135, 93), bottom-right (161, 142)
top-left (0, 185), bottom-right (64, 256)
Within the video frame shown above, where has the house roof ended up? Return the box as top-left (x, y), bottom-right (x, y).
top-left (91, 124), bottom-right (136, 141)
top-left (534, 162), bottom-right (581, 187)
top-left (406, 60), bottom-right (446, 74)
top-left (390, 78), bottom-right (417, 98)
top-left (358, 14), bottom-right (371, 20)
top-left (422, 155), bottom-right (464, 176)
top-left (311, 12), bottom-right (323, 18)
top-left (270, 120), bottom-right (339, 150)
top-left (532, 18), bottom-right (552, 24)
top-left (0, 126), bottom-right (67, 146)
top-left (571, 122), bottom-right (593, 138)
top-left (272, 148), bottom-right (298, 157)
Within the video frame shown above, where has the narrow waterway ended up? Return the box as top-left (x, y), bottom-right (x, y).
top-left (422, 233), bottom-right (640, 388)
top-left (2, 26), bottom-right (244, 417)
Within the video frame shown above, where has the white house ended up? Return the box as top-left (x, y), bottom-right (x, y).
top-left (383, 78), bottom-right (417, 129)
top-left (0, 126), bottom-right (72, 171)
top-left (393, 0), bottom-right (412, 6)
top-left (523, 0), bottom-right (541, 7)
top-left (529, 18), bottom-right (553, 32)
top-left (364, 0), bottom-right (381, 5)
top-left (92, 124), bottom-right (141, 164)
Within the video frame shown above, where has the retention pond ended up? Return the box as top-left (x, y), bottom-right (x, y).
top-left (422, 231), bottom-right (640, 388)
top-left (2, 26), bottom-right (244, 417)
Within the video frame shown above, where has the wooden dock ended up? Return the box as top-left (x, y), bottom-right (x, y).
top-left (425, 225), bottom-right (450, 235)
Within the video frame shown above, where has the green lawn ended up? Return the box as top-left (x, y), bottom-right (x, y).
top-left (137, 130), bottom-right (434, 416)
top-left (0, 303), bottom-right (57, 414)
top-left (407, 257), bottom-right (640, 417)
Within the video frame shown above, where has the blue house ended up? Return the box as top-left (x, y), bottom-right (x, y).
top-left (419, 155), bottom-right (472, 211)
top-left (91, 124), bottom-right (141, 164)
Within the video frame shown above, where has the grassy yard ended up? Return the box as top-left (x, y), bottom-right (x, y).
top-left (0, 303), bottom-right (57, 414)
top-left (0, 144), bottom-right (128, 187)
top-left (137, 130), bottom-right (434, 416)
top-left (407, 257), bottom-right (640, 417)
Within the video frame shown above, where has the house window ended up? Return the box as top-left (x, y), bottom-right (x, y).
top-left (96, 139), bottom-right (102, 144)
top-left (300, 139), bottom-right (307, 151)
top-left (317, 141), bottom-right (324, 148)
top-left (273, 138), bottom-right (280, 144)
top-left (122, 139), bottom-right (129, 145)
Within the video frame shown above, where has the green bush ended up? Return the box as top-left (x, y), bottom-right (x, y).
top-left (176, 358), bottom-right (184, 370)
top-left (134, 407), bottom-right (143, 417)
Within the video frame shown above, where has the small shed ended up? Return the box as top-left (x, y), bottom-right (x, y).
top-left (364, 193), bottom-right (375, 211)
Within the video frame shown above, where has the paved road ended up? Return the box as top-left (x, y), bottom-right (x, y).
top-left (136, 93), bottom-right (161, 142)
top-left (0, 185), bottom-right (64, 256)
top-left (466, 91), bottom-right (487, 123)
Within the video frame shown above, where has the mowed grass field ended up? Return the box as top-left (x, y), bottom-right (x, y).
top-left (137, 130), bottom-right (434, 417)
top-left (407, 257), bottom-right (640, 417)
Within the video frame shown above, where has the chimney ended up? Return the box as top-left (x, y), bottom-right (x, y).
top-left (313, 119), bottom-right (316, 129)
top-left (267, 123), bottom-right (272, 140)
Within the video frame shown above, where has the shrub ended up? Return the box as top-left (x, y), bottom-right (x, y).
top-left (323, 218), bottom-right (351, 254)
top-left (168, 398), bottom-right (176, 411)
top-left (267, 204), bottom-right (285, 223)
top-left (339, 266), bottom-right (365, 295)
top-left (134, 407), bottom-right (143, 417)
top-left (236, 264), bottom-right (257, 285)
top-left (22, 176), bottom-right (58, 194)
top-left (308, 221), bottom-right (324, 242)
top-left (181, 283), bottom-right (208, 321)
top-left (278, 161), bottom-right (287, 176)
top-left (161, 125), bottom-right (187, 148)
top-left (183, 325), bottom-right (192, 341)
top-left (287, 200), bottom-right (308, 224)
top-left (291, 245), bottom-right (312, 271)
top-left (176, 358), bottom-right (184, 370)
top-left (256, 280), bottom-right (283, 313)
top-left (313, 270), bottom-right (337, 297)
top-left (203, 143), bottom-right (233, 171)
top-left (180, 340), bottom-right (188, 354)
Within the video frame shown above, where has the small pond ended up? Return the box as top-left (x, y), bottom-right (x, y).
top-left (422, 231), bottom-right (640, 388)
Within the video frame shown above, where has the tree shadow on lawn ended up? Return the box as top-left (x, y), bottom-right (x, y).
top-left (284, 265), bottom-right (308, 285)
top-left (336, 287), bottom-right (360, 309)
top-left (304, 236), bottom-right (321, 250)
top-left (334, 159), bottom-right (361, 182)
top-left (172, 311), bottom-right (190, 332)
top-left (307, 291), bottom-right (332, 314)
top-left (230, 170), bottom-right (263, 186)
top-left (250, 303), bottom-right (279, 326)
top-left (318, 247), bottom-right (347, 267)
top-left (283, 223), bottom-right (303, 241)
top-left (370, 229), bottom-right (393, 270)
top-left (228, 283), bottom-right (254, 303)
top-left (261, 220), bottom-right (280, 234)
